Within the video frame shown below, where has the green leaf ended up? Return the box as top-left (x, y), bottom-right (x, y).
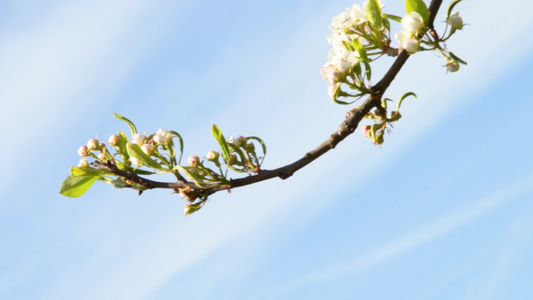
top-left (174, 165), bottom-right (207, 188)
top-left (365, 0), bottom-right (382, 29)
top-left (59, 170), bottom-right (102, 198)
top-left (449, 52), bottom-right (468, 65)
top-left (396, 91), bottom-right (417, 112)
top-left (170, 130), bottom-right (184, 163)
top-left (342, 41), bottom-right (355, 52)
top-left (126, 143), bottom-right (162, 169)
top-left (363, 61), bottom-right (372, 81)
top-left (114, 113), bottom-right (137, 136)
top-left (405, 0), bottom-right (429, 24)
top-left (447, 0), bottom-right (464, 18)
top-left (247, 136), bottom-right (267, 156)
top-left (212, 124), bottom-right (231, 162)
top-left (382, 13), bottom-right (402, 23)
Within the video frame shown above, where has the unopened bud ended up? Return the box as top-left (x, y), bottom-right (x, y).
top-left (447, 12), bottom-right (464, 30)
top-left (141, 144), bottom-right (155, 156)
top-left (78, 158), bottom-right (89, 168)
top-left (446, 60), bottom-right (460, 72)
top-left (108, 134), bottom-right (120, 146)
top-left (87, 139), bottom-right (99, 150)
top-left (78, 145), bottom-right (89, 156)
top-left (206, 150), bottom-right (219, 161)
top-left (188, 155), bottom-right (200, 166)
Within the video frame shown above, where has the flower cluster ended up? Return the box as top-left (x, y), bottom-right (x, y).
top-left (322, 0), bottom-right (467, 145)
top-left (61, 114), bottom-right (267, 216)
top-left (394, 12), bottom-right (424, 54)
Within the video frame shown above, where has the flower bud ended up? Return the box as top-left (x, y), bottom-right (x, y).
top-left (447, 12), bottom-right (464, 30)
top-left (131, 133), bottom-right (146, 145)
top-left (188, 155), bottom-right (200, 166)
top-left (206, 150), bottom-right (219, 161)
top-left (403, 38), bottom-right (420, 54)
top-left (153, 129), bottom-right (172, 145)
top-left (78, 158), bottom-right (89, 168)
top-left (328, 84), bottom-right (341, 100)
top-left (98, 152), bottom-right (106, 160)
top-left (130, 157), bottom-right (142, 166)
top-left (87, 139), bottom-right (99, 150)
top-left (362, 125), bottom-right (372, 138)
top-left (108, 134), bottom-right (120, 146)
top-left (401, 11), bottom-right (424, 33)
top-left (78, 145), bottom-right (89, 157)
top-left (141, 144), bottom-right (155, 156)
top-left (446, 60), bottom-right (460, 72)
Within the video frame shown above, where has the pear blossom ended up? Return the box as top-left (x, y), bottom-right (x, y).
top-left (447, 12), bottom-right (464, 30)
top-left (129, 157), bottom-right (142, 166)
top-left (108, 134), bottom-right (120, 146)
top-left (401, 12), bottom-right (424, 33)
top-left (78, 145), bottom-right (88, 157)
top-left (403, 38), bottom-right (420, 54)
top-left (348, 5), bottom-right (367, 26)
top-left (141, 144), bottom-right (155, 155)
top-left (320, 62), bottom-right (341, 85)
top-left (329, 11), bottom-right (353, 31)
top-left (328, 84), bottom-right (341, 100)
top-left (188, 155), bottom-right (200, 166)
top-left (206, 150), bottom-right (219, 161)
top-left (87, 139), bottom-right (99, 150)
top-left (78, 158), bottom-right (89, 168)
top-left (153, 129), bottom-right (172, 145)
top-left (446, 60), bottom-right (460, 72)
top-left (131, 133), bottom-right (146, 145)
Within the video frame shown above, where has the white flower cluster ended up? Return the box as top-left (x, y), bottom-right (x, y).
top-left (394, 12), bottom-right (425, 54)
top-left (321, 4), bottom-right (370, 98)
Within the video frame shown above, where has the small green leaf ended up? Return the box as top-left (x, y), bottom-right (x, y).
top-left (449, 52), bottom-right (468, 65)
top-left (396, 91), bottom-right (417, 112)
top-left (212, 125), bottom-right (231, 162)
top-left (126, 143), bottom-right (162, 169)
top-left (174, 165), bottom-right (207, 188)
top-left (405, 0), bottom-right (429, 24)
top-left (363, 61), bottom-right (372, 81)
top-left (170, 130), bottom-right (184, 164)
top-left (365, 0), bottom-right (382, 29)
top-left (447, 0), bottom-right (464, 18)
top-left (59, 171), bottom-right (101, 198)
top-left (114, 113), bottom-right (137, 136)
top-left (342, 41), bottom-right (355, 52)
top-left (247, 136), bottom-right (267, 156)
top-left (382, 13), bottom-right (402, 23)
top-left (184, 202), bottom-right (205, 216)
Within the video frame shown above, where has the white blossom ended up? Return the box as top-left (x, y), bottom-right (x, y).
top-left (401, 11), bottom-right (424, 33)
top-left (447, 12), bottom-right (464, 30)
top-left (153, 129), bottom-right (172, 145)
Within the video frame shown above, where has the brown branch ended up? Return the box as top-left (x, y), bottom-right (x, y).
top-left (95, 0), bottom-right (443, 196)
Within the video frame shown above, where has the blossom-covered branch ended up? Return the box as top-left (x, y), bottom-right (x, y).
top-left (60, 0), bottom-right (467, 215)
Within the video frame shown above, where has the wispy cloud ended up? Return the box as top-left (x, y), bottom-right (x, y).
top-left (267, 173), bottom-right (533, 297)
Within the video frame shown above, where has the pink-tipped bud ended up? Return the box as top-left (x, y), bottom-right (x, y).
top-left (446, 60), bottom-right (460, 72)
top-left (131, 133), bottom-right (146, 145)
top-left (141, 144), bottom-right (155, 156)
top-left (362, 125), bottom-right (372, 138)
top-left (206, 150), bottom-right (219, 161)
top-left (153, 129), bottom-right (172, 145)
top-left (87, 139), bottom-right (99, 150)
top-left (78, 145), bottom-right (89, 156)
top-left (188, 155), bottom-right (200, 166)
top-left (108, 134), bottom-right (120, 146)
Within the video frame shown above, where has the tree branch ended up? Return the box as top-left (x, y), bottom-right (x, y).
top-left (95, 0), bottom-right (443, 196)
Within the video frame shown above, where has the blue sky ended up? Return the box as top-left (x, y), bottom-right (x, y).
top-left (1, 0), bottom-right (533, 299)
